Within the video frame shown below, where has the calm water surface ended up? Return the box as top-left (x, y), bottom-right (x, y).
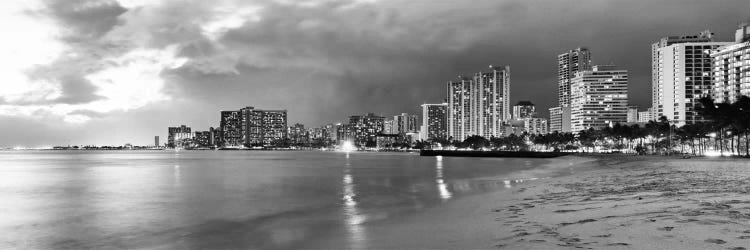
top-left (0, 150), bottom-right (567, 249)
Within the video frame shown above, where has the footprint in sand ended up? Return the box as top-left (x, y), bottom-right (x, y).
top-left (606, 243), bottom-right (630, 246)
top-left (658, 226), bottom-right (674, 231)
top-left (704, 238), bottom-right (726, 244)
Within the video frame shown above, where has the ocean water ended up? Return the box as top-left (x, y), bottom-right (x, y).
top-left (0, 150), bottom-right (570, 249)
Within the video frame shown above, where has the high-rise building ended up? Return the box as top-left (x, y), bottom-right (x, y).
top-left (652, 30), bottom-right (716, 122)
top-left (220, 110), bottom-right (243, 147)
top-left (570, 65), bottom-right (629, 133)
top-left (348, 113), bottom-right (385, 146)
top-left (446, 65), bottom-right (511, 141)
top-left (288, 123), bottom-right (308, 145)
top-left (209, 127), bottom-right (218, 146)
top-left (512, 101), bottom-right (536, 119)
top-left (194, 131), bottom-right (211, 147)
top-left (154, 136), bottom-right (159, 147)
top-left (548, 106), bottom-right (571, 133)
top-left (447, 76), bottom-right (472, 141)
top-left (522, 118), bottom-right (548, 135)
top-left (383, 119), bottom-right (395, 134)
top-left (336, 123), bottom-right (355, 144)
top-left (654, 37), bottom-right (732, 126)
top-left (167, 125), bottom-right (192, 148)
top-left (471, 65), bottom-right (511, 138)
top-left (712, 23), bottom-right (750, 104)
top-left (259, 109), bottom-right (288, 145)
top-left (558, 48), bottom-right (592, 108)
top-left (626, 106), bottom-right (639, 123)
top-left (393, 113), bottom-right (419, 134)
top-left (420, 103), bottom-right (448, 141)
top-left (638, 109), bottom-right (654, 123)
top-left (220, 107), bottom-right (288, 147)
top-left (322, 123), bottom-right (337, 144)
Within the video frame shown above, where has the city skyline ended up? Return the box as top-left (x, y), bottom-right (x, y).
top-left (2, 0), bottom-right (750, 147)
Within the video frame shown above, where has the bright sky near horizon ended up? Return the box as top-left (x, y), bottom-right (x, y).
top-left (1, 0), bottom-right (749, 147)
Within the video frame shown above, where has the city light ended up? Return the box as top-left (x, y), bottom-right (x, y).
top-left (340, 141), bottom-right (357, 153)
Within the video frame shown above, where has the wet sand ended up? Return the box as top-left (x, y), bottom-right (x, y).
top-left (362, 155), bottom-right (750, 249)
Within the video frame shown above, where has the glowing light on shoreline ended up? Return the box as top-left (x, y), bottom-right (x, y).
top-left (339, 141), bottom-right (356, 153)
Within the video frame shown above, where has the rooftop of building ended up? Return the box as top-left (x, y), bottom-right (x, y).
top-left (515, 101), bottom-right (534, 106)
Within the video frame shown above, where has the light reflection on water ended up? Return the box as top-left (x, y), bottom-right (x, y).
top-left (0, 150), bottom-right (564, 249)
top-left (342, 154), bottom-right (368, 250)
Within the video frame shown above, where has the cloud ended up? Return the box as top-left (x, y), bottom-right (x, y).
top-left (2, 0), bottom-right (750, 146)
top-left (0, 0), bottom-right (185, 124)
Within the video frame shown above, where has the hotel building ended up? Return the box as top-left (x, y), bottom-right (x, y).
top-left (548, 106), bottom-right (571, 133)
top-left (220, 107), bottom-right (288, 147)
top-left (393, 113), bottom-right (419, 134)
top-left (348, 113), bottom-right (385, 146)
top-left (167, 125), bottom-right (192, 148)
top-left (712, 23), bottom-right (750, 104)
top-left (447, 65), bottom-right (511, 140)
top-left (651, 30), bottom-right (717, 123)
top-left (558, 48), bottom-right (592, 107)
top-left (420, 103), bottom-right (448, 141)
top-left (512, 101), bottom-right (536, 119)
top-left (654, 37), bottom-right (733, 126)
top-left (570, 65), bottom-right (629, 133)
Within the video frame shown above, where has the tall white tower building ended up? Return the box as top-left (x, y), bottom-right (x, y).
top-left (446, 65), bottom-right (511, 141)
top-left (654, 39), bottom-right (732, 126)
top-left (712, 22), bottom-right (750, 104)
top-left (651, 30), bottom-right (716, 122)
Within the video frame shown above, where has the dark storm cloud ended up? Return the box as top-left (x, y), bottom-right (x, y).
top-left (45, 0), bottom-right (127, 39)
top-left (166, 0), bottom-right (750, 126)
top-left (4, 0), bottom-right (750, 146)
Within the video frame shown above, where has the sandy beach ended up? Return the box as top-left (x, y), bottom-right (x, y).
top-left (493, 155), bottom-right (750, 249)
top-left (360, 155), bottom-right (750, 249)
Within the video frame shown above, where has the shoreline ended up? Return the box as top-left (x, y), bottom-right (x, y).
top-left (356, 155), bottom-right (750, 249)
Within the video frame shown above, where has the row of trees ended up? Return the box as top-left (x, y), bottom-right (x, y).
top-left (428, 96), bottom-right (750, 157)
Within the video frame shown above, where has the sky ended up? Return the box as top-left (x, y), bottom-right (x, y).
top-left (1, 0), bottom-right (749, 147)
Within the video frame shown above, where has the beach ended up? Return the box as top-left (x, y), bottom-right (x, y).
top-left (355, 155), bottom-right (750, 249)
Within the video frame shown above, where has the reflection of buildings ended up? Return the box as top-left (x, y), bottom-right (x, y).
top-left (435, 157), bottom-right (452, 201)
top-left (167, 125), bottom-right (191, 148)
top-left (342, 159), bottom-right (367, 250)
